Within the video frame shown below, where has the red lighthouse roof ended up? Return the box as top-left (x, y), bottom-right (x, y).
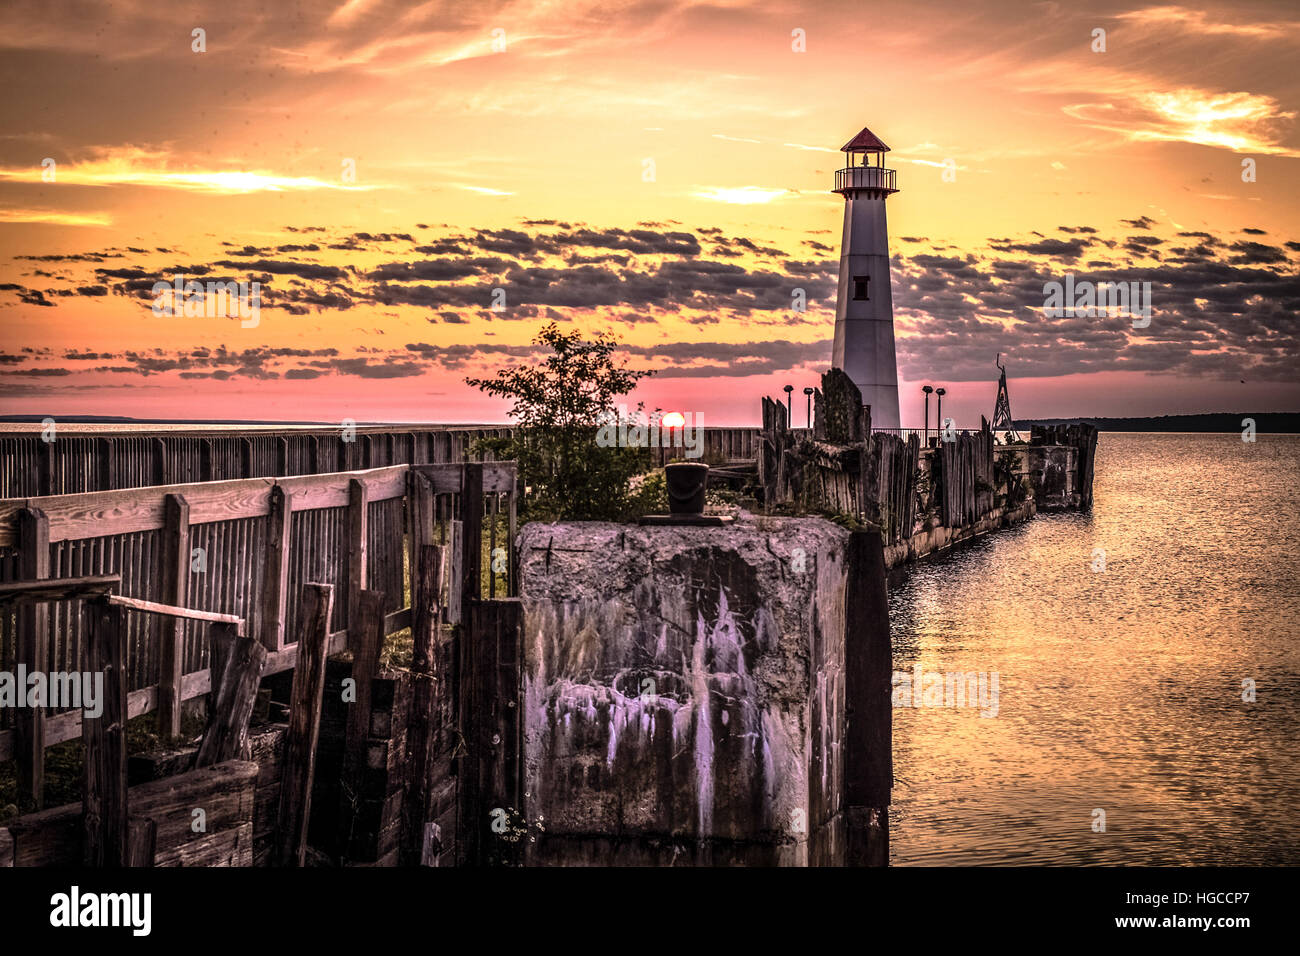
top-left (841, 127), bottom-right (890, 152)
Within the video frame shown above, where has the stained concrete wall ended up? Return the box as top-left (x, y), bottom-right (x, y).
top-left (516, 515), bottom-right (869, 865)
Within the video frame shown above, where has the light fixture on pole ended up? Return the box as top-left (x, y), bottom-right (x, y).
top-left (803, 387), bottom-right (815, 430)
top-left (783, 384), bottom-right (794, 425)
top-left (922, 385), bottom-right (933, 445)
top-left (935, 387), bottom-right (946, 443)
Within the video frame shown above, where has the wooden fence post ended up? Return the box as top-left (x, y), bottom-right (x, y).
top-left (15, 507), bottom-right (49, 810)
top-left (460, 463), bottom-right (483, 623)
top-left (844, 531), bottom-right (892, 866)
top-left (152, 437), bottom-right (167, 486)
top-left (95, 436), bottom-right (116, 491)
top-left (273, 583), bottom-right (334, 867)
top-left (37, 435), bottom-right (53, 497)
top-left (200, 438), bottom-right (214, 481)
top-left (461, 599), bottom-right (523, 867)
top-left (126, 817), bottom-right (156, 868)
top-left (157, 493), bottom-right (189, 739)
top-left (196, 622), bottom-right (266, 766)
top-left (84, 598), bottom-right (128, 867)
top-left (261, 485), bottom-right (293, 652)
top-left (339, 589), bottom-right (385, 859)
top-left (347, 478), bottom-right (369, 652)
top-left (403, 545), bottom-right (444, 864)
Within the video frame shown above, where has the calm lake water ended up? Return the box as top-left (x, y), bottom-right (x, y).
top-left (888, 432), bottom-right (1300, 865)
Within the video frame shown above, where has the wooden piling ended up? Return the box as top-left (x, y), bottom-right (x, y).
top-left (403, 545), bottom-right (444, 864)
top-left (83, 598), bottom-right (128, 867)
top-left (273, 583), bottom-right (334, 867)
top-left (339, 589), bottom-right (385, 858)
top-left (15, 507), bottom-right (50, 810)
top-left (126, 816), bottom-right (156, 867)
top-left (197, 622), bottom-right (266, 766)
top-left (461, 599), bottom-right (522, 867)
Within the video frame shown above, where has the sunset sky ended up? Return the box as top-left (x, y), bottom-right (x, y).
top-left (1, 0), bottom-right (1297, 426)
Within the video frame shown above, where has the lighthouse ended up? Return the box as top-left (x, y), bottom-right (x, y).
top-left (831, 126), bottom-right (901, 430)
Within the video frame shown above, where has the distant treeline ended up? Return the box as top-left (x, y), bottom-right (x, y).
top-left (1014, 413), bottom-right (1300, 433)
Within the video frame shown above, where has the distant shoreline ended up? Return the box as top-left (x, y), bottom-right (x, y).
top-left (1012, 412), bottom-right (1300, 433)
top-left (1, 412), bottom-right (1298, 433)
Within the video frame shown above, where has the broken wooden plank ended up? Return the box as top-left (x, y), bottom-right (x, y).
top-left (196, 623), bottom-right (267, 767)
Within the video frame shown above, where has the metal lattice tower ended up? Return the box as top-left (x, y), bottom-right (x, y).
top-left (992, 353), bottom-right (1022, 442)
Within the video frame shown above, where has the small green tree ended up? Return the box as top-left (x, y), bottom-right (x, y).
top-left (466, 323), bottom-right (655, 520)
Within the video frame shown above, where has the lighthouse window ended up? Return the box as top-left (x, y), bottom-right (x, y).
top-left (853, 276), bottom-right (870, 300)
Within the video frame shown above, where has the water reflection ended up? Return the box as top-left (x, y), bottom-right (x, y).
top-left (888, 433), bottom-right (1300, 865)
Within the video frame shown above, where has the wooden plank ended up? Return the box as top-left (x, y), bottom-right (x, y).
top-left (0, 574), bottom-right (120, 604)
top-left (0, 464), bottom-right (409, 546)
top-left (461, 463), bottom-right (483, 620)
top-left (261, 485), bottom-right (293, 651)
top-left (411, 463), bottom-right (464, 494)
top-left (196, 623), bottom-right (267, 767)
top-left (83, 598), bottom-right (128, 867)
top-left (126, 816), bottom-right (156, 867)
top-left (445, 520), bottom-right (464, 626)
top-left (15, 507), bottom-right (49, 810)
top-left (273, 583), bottom-right (334, 867)
top-left (105, 594), bottom-right (244, 634)
top-left (157, 493), bottom-right (189, 739)
top-left (482, 461), bottom-right (516, 494)
top-left (507, 486), bottom-right (517, 597)
top-left (0, 827), bottom-right (12, 867)
top-left (339, 589), bottom-right (385, 859)
top-left (346, 478), bottom-right (368, 653)
top-left (279, 465), bottom-right (407, 511)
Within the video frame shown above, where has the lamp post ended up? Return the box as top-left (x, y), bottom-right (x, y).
top-left (935, 387), bottom-right (946, 443)
top-left (783, 384), bottom-right (793, 426)
top-left (803, 387), bottom-right (815, 430)
top-left (922, 385), bottom-right (933, 445)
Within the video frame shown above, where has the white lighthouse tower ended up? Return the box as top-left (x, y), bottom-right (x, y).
top-left (831, 126), bottom-right (900, 429)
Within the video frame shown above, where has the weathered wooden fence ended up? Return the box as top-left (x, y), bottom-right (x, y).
top-left (0, 425), bottom-right (769, 498)
top-left (0, 426), bottom-right (515, 498)
top-left (0, 461), bottom-right (518, 814)
top-left (935, 418), bottom-right (995, 528)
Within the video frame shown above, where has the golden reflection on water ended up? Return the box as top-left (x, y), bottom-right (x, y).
top-left (888, 433), bottom-right (1300, 865)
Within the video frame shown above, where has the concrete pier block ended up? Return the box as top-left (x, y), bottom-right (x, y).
top-left (516, 513), bottom-right (889, 865)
